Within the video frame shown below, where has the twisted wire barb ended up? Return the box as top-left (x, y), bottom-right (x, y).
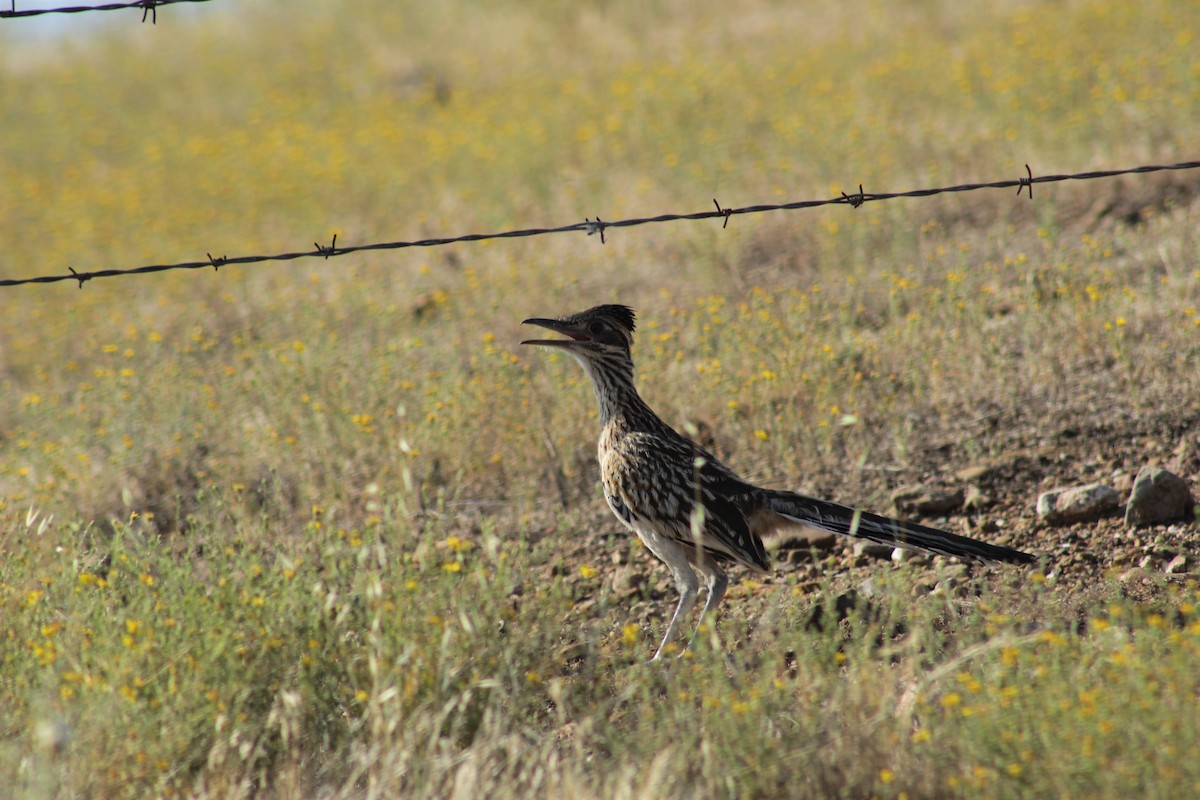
top-left (1, 0), bottom-right (211, 21)
top-left (2, 160), bottom-right (1198, 289)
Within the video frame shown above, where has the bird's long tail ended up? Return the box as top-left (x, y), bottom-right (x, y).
top-left (762, 490), bottom-right (1035, 565)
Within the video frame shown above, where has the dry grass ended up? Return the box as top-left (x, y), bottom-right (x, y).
top-left (1, 0), bottom-right (1199, 796)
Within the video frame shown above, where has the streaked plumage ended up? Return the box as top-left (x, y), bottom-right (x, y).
top-left (523, 304), bottom-right (1034, 659)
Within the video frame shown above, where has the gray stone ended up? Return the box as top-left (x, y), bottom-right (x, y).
top-left (1125, 467), bottom-right (1196, 527)
top-left (891, 484), bottom-right (964, 515)
top-left (1164, 554), bottom-right (1189, 575)
top-left (1036, 484), bottom-right (1121, 525)
top-left (853, 541), bottom-right (896, 560)
top-left (891, 547), bottom-right (930, 565)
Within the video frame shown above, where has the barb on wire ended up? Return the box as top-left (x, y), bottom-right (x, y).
top-left (2, 159), bottom-right (1198, 289)
top-left (315, 234), bottom-right (339, 259)
top-left (584, 217), bottom-right (607, 244)
top-left (713, 198), bottom-right (732, 228)
top-left (841, 184), bottom-right (867, 209)
top-left (0, 0), bottom-right (210, 21)
top-left (1017, 164), bottom-right (1034, 199)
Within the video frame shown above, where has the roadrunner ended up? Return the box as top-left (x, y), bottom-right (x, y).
top-left (522, 304), bottom-right (1035, 660)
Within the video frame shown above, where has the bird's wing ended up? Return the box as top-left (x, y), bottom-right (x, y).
top-left (602, 432), bottom-right (770, 572)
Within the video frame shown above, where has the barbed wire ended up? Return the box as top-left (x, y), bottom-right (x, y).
top-left (0, 0), bottom-right (211, 23)
top-left (2, 159), bottom-right (1198, 289)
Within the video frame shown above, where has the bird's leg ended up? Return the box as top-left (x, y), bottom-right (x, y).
top-left (698, 564), bottom-right (729, 623)
top-left (687, 563), bottom-right (728, 652)
top-left (652, 564), bottom-right (699, 661)
top-left (634, 529), bottom-right (703, 661)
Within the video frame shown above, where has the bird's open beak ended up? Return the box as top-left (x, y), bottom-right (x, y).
top-left (520, 318), bottom-right (589, 348)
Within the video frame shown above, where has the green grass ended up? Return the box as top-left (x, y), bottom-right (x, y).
top-left (9, 504), bottom-right (1200, 797)
top-left (2, 0), bottom-right (1199, 796)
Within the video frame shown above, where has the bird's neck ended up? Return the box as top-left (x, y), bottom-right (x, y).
top-left (580, 357), bottom-right (657, 430)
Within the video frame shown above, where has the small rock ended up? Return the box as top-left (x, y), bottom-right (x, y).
top-left (892, 485), bottom-right (964, 515)
top-left (853, 541), bottom-right (896, 560)
top-left (1125, 467), bottom-right (1196, 527)
top-left (963, 485), bottom-right (994, 512)
top-left (955, 464), bottom-right (993, 483)
top-left (1036, 484), bottom-right (1121, 525)
top-left (1138, 554), bottom-right (1158, 571)
top-left (891, 547), bottom-right (929, 565)
top-left (1164, 554), bottom-right (1189, 575)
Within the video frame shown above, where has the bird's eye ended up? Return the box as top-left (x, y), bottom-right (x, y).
top-left (587, 320), bottom-right (606, 335)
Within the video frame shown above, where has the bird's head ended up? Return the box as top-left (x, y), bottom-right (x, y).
top-left (521, 304), bottom-right (636, 364)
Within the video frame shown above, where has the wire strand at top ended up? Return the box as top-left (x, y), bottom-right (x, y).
top-left (2, 160), bottom-right (1198, 289)
top-left (1, 0), bottom-right (212, 22)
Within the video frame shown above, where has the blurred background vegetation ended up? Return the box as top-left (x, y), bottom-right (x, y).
top-left (1, 0), bottom-right (1198, 796)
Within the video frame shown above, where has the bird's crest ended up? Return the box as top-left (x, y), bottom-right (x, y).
top-left (583, 304), bottom-right (636, 334)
